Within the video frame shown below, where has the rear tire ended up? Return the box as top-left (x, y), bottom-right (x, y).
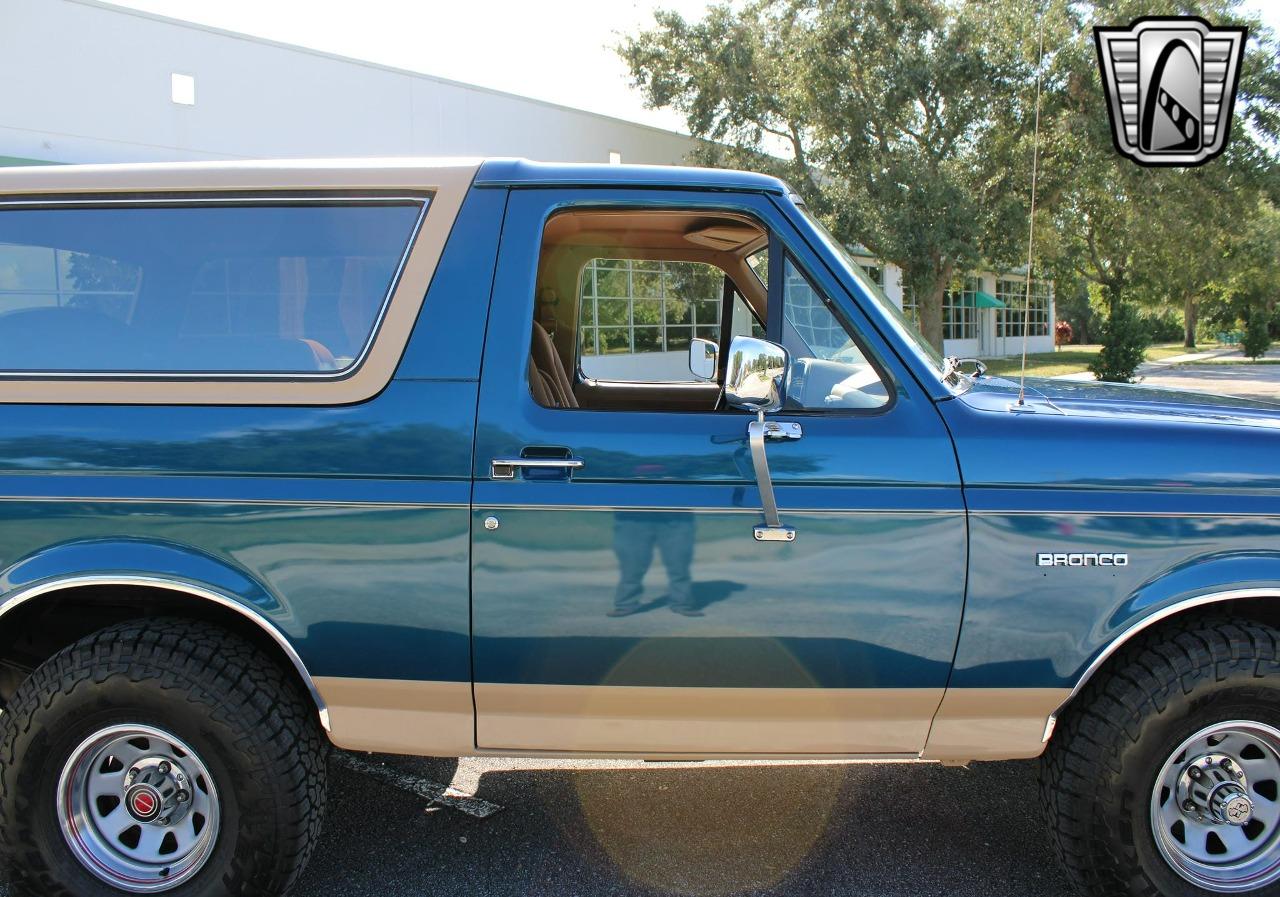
top-left (1041, 615), bottom-right (1280, 896)
top-left (0, 617), bottom-right (327, 896)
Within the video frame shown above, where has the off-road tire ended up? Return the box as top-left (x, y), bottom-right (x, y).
top-left (0, 617), bottom-right (328, 896)
top-left (1041, 615), bottom-right (1280, 896)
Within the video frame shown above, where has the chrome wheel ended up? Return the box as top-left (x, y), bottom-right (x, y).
top-left (1151, 720), bottom-right (1280, 892)
top-left (57, 724), bottom-right (220, 893)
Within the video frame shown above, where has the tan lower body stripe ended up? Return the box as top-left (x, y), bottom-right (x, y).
top-left (314, 677), bottom-right (1068, 761)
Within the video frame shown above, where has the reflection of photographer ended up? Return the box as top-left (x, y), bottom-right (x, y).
top-left (609, 512), bottom-right (699, 617)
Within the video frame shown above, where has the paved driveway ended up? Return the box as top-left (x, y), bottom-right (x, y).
top-left (1136, 362), bottom-right (1280, 402)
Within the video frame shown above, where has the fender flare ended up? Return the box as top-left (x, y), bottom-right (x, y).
top-left (0, 574), bottom-right (330, 733)
top-left (1043, 587), bottom-right (1279, 743)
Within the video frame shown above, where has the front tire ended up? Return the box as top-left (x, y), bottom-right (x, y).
top-left (0, 618), bottom-right (327, 896)
top-left (1042, 615), bottom-right (1280, 896)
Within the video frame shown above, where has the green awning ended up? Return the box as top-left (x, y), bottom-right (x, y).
top-left (970, 290), bottom-right (1004, 309)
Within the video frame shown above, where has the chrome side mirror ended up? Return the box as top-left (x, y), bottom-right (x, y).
top-left (688, 337), bottom-right (718, 381)
top-left (724, 335), bottom-right (788, 413)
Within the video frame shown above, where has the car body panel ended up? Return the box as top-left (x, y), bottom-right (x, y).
top-left (938, 381), bottom-right (1280, 697)
top-left (0, 169), bottom-right (507, 751)
top-left (469, 186), bottom-right (967, 754)
top-left (0, 158), bottom-right (1275, 763)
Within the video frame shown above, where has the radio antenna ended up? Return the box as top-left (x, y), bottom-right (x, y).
top-left (1016, 9), bottom-right (1046, 407)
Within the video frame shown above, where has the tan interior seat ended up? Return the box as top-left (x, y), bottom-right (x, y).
top-left (530, 322), bottom-right (578, 408)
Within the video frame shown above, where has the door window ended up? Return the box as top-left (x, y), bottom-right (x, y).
top-left (780, 256), bottom-right (890, 411)
top-left (529, 207), bottom-right (885, 412)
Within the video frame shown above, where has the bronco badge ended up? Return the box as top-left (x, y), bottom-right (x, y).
top-left (1037, 553), bottom-right (1129, 567)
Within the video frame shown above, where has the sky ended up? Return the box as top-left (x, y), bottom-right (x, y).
top-left (108, 0), bottom-right (1280, 136)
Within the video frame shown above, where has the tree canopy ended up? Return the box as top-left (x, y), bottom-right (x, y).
top-left (620, 0), bottom-right (1280, 366)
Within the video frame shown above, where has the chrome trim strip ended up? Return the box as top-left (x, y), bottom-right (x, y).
top-left (0, 194), bottom-right (429, 382)
top-left (0, 195), bottom-right (430, 206)
top-left (1043, 588), bottom-right (1280, 742)
top-left (0, 496), bottom-right (467, 509)
top-left (475, 504), bottom-right (959, 515)
top-left (0, 575), bottom-right (331, 733)
top-left (972, 509), bottom-right (1280, 518)
top-left (489, 458), bottom-right (585, 469)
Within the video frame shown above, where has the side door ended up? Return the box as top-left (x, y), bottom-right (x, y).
top-left (470, 186), bottom-right (966, 755)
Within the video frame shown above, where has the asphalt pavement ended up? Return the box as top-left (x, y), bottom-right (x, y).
top-left (0, 750), bottom-right (1074, 897)
top-left (1136, 361), bottom-right (1280, 402)
top-left (293, 752), bottom-right (1074, 897)
top-left (1054, 346), bottom-right (1280, 402)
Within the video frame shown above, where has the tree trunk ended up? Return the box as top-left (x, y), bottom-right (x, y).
top-left (917, 263), bottom-right (953, 355)
top-left (1183, 294), bottom-right (1197, 348)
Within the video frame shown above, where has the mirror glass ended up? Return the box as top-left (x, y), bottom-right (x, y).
top-left (724, 335), bottom-right (788, 413)
top-left (688, 337), bottom-right (718, 380)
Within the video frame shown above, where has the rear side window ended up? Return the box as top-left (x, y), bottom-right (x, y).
top-left (0, 200), bottom-right (423, 374)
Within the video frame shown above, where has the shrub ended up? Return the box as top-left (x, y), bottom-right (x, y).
top-left (1054, 320), bottom-right (1074, 346)
top-left (1090, 300), bottom-right (1149, 382)
top-left (1242, 307), bottom-right (1273, 360)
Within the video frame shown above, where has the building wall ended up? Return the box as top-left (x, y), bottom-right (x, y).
top-left (0, 1), bottom-right (1050, 359)
top-left (855, 259), bottom-right (1055, 358)
top-left (0, 0), bottom-right (698, 165)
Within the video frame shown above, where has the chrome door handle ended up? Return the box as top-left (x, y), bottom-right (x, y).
top-left (762, 421), bottom-right (802, 441)
top-left (490, 457), bottom-right (585, 480)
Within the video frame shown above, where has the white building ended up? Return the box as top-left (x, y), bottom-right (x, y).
top-left (0, 0), bottom-right (697, 166)
top-left (851, 255), bottom-right (1057, 357)
top-left (0, 0), bottom-right (1051, 356)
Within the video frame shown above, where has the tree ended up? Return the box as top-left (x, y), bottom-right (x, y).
top-left (619, 0), bottom-right (1054, 352)
top-left (1203, 199), bottom-right (1280, 347)
top-left (622, 0), bottom-right (1280, 365)
top-left (1041, 0), bottom-right (1279, 378)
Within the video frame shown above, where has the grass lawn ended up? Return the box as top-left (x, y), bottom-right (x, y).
top-left (980, 342), bottom-right (1203, 379)
top-left (1179, 357), bottom-right (1280, 366)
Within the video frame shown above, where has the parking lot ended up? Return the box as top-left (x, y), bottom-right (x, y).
top-left (1137, 360), bottom-right (1280, 402)
top-left (0, 750), bottom-right (1070, 897)
top-left (288, 752), bottom-right (1073, 897)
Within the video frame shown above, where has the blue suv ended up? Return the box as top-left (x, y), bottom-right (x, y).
top-left (0, 158), bottom-right (1276, 897)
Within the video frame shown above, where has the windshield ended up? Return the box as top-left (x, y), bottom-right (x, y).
top-left (790, 202), bottom-right (947, 380)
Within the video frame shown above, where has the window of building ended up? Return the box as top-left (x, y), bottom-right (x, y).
top-left (0, 245), bottom-right (141, 324)
top-left (858, 262), bottom-right (883, 288)
top-left (943, 276), bottom-right (980, 341)
top-left (170, 73), bottom-right (196, 106)
top-left (996, 277), bottom-right (1052, 338)
top-left (0, 200), bottom-right (422, 373)
top-left (901, 293), bottom-right (919, 325)
top-left (578, 258), bottom-right (734, 382)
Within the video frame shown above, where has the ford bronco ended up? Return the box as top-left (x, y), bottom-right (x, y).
top-left (0, 158), bottom-right (1276, 897)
